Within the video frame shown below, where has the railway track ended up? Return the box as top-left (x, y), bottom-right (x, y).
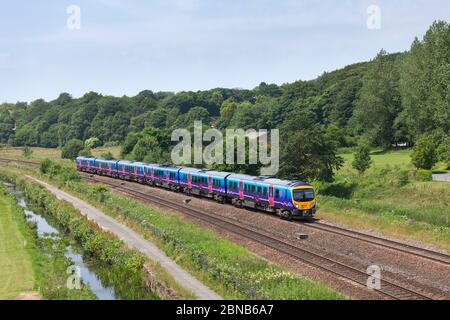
top-left (83, 174), bottom-right (437, 300)
top-left (0, 158), bottom-right (40, 167)
top-left (304, 222), bottom-right (450, 265)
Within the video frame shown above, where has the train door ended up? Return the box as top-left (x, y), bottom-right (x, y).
top-left (269, 185), bottom-right (274, 206)
top-left (151, 168), bottom-right (154, 180)
top-left (239, 181), bottom-right (244, 200)
top-left (187, 173), bottom-right (191, 188)
top-left (166, 169), bottom-right (170, 184)
top-left (208, 176), bottom-right (212, 192)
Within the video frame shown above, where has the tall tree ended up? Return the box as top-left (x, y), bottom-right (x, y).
top-left (352, 50), bottom-right (402, 148)
top-left (399, 21), bottom-right (450, 141)
top-left (279, 111), bottom-right (343, 182)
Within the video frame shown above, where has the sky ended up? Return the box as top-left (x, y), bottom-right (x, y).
top-left (1, 0), bottom-right (449, 103)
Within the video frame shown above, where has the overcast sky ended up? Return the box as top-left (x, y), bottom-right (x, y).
top-left (1, 0), bottom-right (449, 103)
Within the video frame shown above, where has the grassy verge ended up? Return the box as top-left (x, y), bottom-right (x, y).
top-left (315, 166), bottom-right (450, 251)
top-left (2, 162), bottom-right (345, 300)
top-left (0, 189), bottom-right (35, 299)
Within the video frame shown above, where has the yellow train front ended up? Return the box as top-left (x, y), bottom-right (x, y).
top-left (290, 184), bottom-right (317, 218)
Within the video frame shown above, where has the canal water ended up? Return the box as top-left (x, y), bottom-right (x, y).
top-left (4, 182), bottom-right (116, 300)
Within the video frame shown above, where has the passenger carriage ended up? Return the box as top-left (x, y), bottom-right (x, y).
top-left (95, 158), bottom-right (119, 177)
top-left (151, 165), bottom-right (181, 190)
top-left (76, 156), bottom-right (97, 173)
top-left (117, 160), bottom-right (138, 180)
top-left (179, 168), bottom-right (230, 202)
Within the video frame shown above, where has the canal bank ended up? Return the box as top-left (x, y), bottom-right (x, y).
top-left (0, 175), bottom-right (173, 300)
top-left (4, 183), bottom-right (119, 300)
top-left (27, 176), bottom-right (222, 300)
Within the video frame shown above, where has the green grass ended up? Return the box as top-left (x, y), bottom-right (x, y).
top-left (91, 146), bottom-right (121, 159)
top-left (339, 149), bottom-right (414, 171)
top-left (315, 164), bottom-right (450, 250)
top-left (0, 192), bottom-right (35, 299)
top-left (0, 146), bottom-right (62, 161)
top-left (0, 146), bottom-right (121, 163)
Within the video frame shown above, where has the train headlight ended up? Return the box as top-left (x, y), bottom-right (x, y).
top-left (295, 204), bottom-right (299, 209)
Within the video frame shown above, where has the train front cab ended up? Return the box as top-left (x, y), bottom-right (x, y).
top-left (291, 185), bottom-right (317, 218)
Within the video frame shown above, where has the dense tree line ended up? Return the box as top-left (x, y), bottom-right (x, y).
top-left (0, 21), bottom-right (448, 179)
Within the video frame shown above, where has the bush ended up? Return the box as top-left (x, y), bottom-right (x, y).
top-left (352, 145), bottom-right (372, 174)
top-left (61, 139), bottom-right (84, 159)
top-left (395, 170), bottom-right (411, 187)
top-left (39, 159), bottom-right (80, 182)
top-left (436, 137), bottom-right (450, 169)
top-left (103, 141), bottom-right (120, 148)
top-left (84, 137), bottom-right (101, 149)
top-left (22, 146), bottom-right (33, 158)
top-left (414, 170), bottom-right (432, 182)
top-left (40, 158), bottom-right (52, 174)
top-left (411, 136), bottom-right (437, 170)
top-left (101, 152), bottom-right (114, 160)
top-left (78, 148), bottom-right (92, 157)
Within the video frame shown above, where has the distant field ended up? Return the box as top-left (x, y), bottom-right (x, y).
top-left (319, 148), bottom-right (450, 250)
top-left (339, 149), bottom-right (413, 171)
top-left (0, 146), bottom-right (121, 163)
top-left (0, 192), bottom-right (35, 299)
top-left (91, 146), bottom-right (121, 159)
top-left (0, 147), bottom-right (61, 161)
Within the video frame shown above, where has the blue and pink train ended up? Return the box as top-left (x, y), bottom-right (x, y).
top-left (76, 156), bottom-right (317, 219)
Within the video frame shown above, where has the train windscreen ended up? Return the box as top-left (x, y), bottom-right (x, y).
top-left (293, 188), bottom-right (315, 202)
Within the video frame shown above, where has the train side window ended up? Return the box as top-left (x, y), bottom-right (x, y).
top-left (275, 189), bottom-right (280, 199)
top-left (252, 185), bottom-right (256, 193)
top-left (257, 186), bottom-right (262, 195)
